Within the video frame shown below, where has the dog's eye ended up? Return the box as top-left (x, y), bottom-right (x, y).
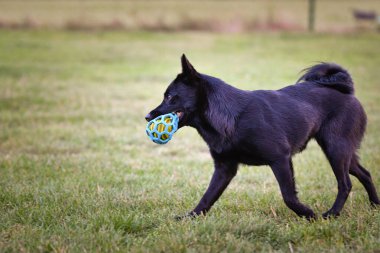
top-left (165, 94), bottom-right (177, 104)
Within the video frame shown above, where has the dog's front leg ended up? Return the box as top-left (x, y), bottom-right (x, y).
top-left (177, 160), bottom-right (238, 220)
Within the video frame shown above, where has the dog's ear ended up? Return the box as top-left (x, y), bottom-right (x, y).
top-left (181, 54), bottom-right (198, 77)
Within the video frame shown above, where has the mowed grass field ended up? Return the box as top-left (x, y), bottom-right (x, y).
top-left (0, 29), bottom-right (380, 252)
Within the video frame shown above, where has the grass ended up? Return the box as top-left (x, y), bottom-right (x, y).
top-left (0, 29), bottom-right (380, 252)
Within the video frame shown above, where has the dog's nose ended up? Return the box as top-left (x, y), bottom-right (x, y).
top-left (145, 113), bottom-right (152, 122)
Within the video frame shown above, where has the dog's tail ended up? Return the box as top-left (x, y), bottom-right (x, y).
top-left (297, 63), bottom-right (354, 94)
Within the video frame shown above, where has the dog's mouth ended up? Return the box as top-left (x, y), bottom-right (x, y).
top-left (175, 110), bottom-right (184, 121)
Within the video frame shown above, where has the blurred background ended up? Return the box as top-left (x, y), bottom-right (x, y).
top-left (1, 1), bottom-right (380, 252)
top-left (1, 0), bottom-right (380, 32)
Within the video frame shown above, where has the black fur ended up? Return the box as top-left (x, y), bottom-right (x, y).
top-left (145, 55), bottom-right (380, 219)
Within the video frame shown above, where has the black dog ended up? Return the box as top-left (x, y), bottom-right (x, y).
top-left (145, 55), bottom-right (379, 219)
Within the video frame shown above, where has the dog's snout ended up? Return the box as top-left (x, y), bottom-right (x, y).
top-left (145, 113), bottom-right (152, 122)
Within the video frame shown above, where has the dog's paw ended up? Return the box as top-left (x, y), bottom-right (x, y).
top-left (304, 213), bottom-right (317, 222)
top-left (370, 200), bottom-right (380, 208)
top-left (322, 210), bottom-right (340, 219)
top-left (174, 211), bottom-right (203, 221)
top-left (174, 212), bottom-right (195, 221)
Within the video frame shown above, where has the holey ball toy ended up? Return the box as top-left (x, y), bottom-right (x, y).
top-left (146, 113), bottom-right (179, 144)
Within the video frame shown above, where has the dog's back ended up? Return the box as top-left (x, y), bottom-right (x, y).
top-left (234, 63), bottom-right (365, 159)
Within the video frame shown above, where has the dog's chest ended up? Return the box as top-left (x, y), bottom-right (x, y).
top-left (209, 143), bottom-right (270, 166)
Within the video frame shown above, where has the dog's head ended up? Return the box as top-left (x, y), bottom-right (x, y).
top-left (145, 54), bottom-right (203, 128)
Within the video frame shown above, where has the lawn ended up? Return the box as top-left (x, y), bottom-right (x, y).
top-left (0, 30), bottom-right (380, 252)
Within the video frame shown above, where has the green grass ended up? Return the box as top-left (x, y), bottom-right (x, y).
top-left (0, 29), bottom-right (380, 252)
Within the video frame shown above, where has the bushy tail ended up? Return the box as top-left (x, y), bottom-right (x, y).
top-left (297, 63), bottom-right (354, 94)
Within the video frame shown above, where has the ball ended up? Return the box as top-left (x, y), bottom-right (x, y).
top-left (146, 113), bottom-right (179, 144)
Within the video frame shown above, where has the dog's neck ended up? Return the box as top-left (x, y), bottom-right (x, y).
top-left (189, 114), bottom-right (232, 154)
top-left (188, 75), bottom-right (250, 153)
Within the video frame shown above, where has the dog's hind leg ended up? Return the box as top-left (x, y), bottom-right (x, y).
top-left (349, 156), bottom-right (380, 206)
top-left (270, 157), bottom-right (315, 219)
top-left (319, 140), bottom-right (353, 218)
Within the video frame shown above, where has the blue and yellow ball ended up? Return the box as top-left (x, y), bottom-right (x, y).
top-left (146, 113), bottom-right (179, 144)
